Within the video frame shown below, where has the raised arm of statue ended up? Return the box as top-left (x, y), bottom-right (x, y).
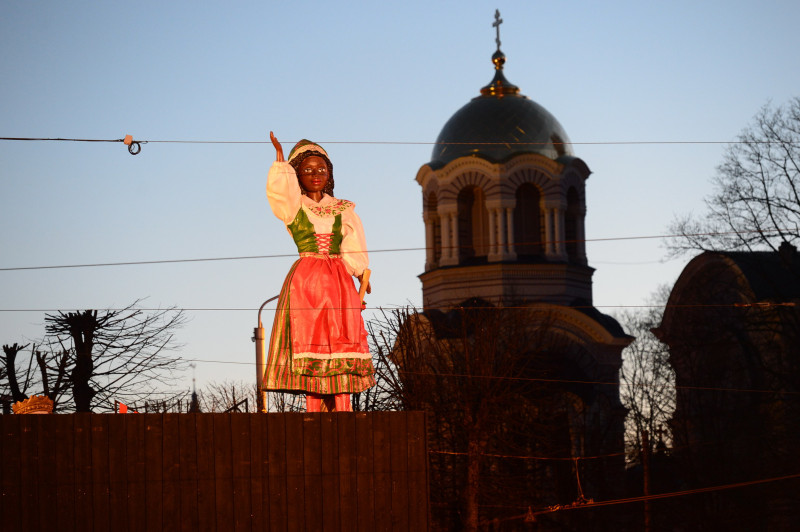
top-left (269, 131), bottom-right (285, 162)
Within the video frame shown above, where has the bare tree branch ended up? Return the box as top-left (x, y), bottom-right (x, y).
top-left (667, 97), bottom-right (800, 256)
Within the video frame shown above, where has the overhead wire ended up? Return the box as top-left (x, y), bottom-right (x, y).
top-left (0, 301), bottom-right (794, 312)
top-left (0, 227), bottom-right (790, 272)
top-left (516, 471), bottom-right (800, 522)
top-left (2, 136), bottom-right (799, 147)
top-left (101, 357), bottom-right (794, 398)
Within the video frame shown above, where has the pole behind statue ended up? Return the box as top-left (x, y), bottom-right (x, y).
top-left (254, 295), bottom-right (278, 413)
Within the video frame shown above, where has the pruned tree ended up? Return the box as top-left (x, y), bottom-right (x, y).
top-left (2, 343), bottom-right (31, 404)
top-left (668, 97), bottom-right (800, 256)
top-left (44, 301), bottom-right (186, 412)
top-left (1, 340), bottom-right (71, 411)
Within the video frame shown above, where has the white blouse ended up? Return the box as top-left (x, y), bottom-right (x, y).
top-left (267, 161), bottom-right (369, 277)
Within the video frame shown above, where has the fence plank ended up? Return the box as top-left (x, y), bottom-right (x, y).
top-left (107, 414), bottom-right (129, 531)
top-left (145, 414), bottom-right (164, 531)
top-left (321, 413), bottom-right (341, 532)
top-left (372, 412), bottom-right (392, 532)
top-left (19, 414), bottom-right (39, 532)
top-left (195, 413), bottom-right (216, 532)
top-left (213, 413), bottom-right (235, 531)
top-left (90, 415), bottom-right (110, 531)
top-left (37, 412), bottom-right (59, 532)
top-left (250, 413), bottom-right (268, 531)
top-left (354, 412), bottom-right (375, 531)
top-left (214, 413), bottom-right (237, 530)
top-left (179, 414), bottom-right (200, 532)
top-left (0, 416), bottom-right (4, 529)
top-left (389, 413), bottom-right (410, 531)
top-left (126, 413), bottom-right (146, 532)
top-left (74, 413), bottom-right (94, 530)
top-left (267, 413), bottom-right (288, 532)
top-left (162, 413), bottom-right (181, 531)
top-left (3, 415), bottom-right (22, 531)
top-left (285, 413), bottom-right (305, 532)
top-left (302, 413), bottom-right (323, 532)
top-left (336, 413), bottom-right (357, 532)
top-left (55, 413), bottom-right (76, 532)
top-left (406, 411), bottom-right (429, 531)
top-left (230, 413), bottom-right (252, 532)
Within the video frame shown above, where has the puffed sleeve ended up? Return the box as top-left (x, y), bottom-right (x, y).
top-left (266, 161), bottom-right (301, 224)
top-left (340, 205), bottom-right (369, 277)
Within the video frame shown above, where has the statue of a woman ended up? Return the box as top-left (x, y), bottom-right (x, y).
top-left (263, 132), bottom-right (374, 412)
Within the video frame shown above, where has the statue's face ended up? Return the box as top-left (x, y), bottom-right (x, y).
top-left (298, 155), bottom-right (329, 195)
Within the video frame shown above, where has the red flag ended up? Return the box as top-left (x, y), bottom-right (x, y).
top-left (116, 401), bottom-right (138, 413)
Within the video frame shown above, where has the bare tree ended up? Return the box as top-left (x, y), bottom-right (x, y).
top-left (196, 380), bottom-right (258, 413)
top-left (658, 94), bottom-right (800, 527)
top-left (44, 301), bottom-right (186, 412)
top-left (668, 97), bottom-right (800, 256)
top-left (617, 286), bottom-right (675, 463)
top-left (2, 343), bottom-right (31, 404)
top-left (1, 340), bottom-right (71, 411)
top-left (369, 304), bottom-right (603, 531)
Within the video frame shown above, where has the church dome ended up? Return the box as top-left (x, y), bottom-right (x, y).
top-left (429, 50), bottom-right (574, 169)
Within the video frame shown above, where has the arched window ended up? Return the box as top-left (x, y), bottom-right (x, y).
top-left (565, 187), bottom-right (580, 261)
top-left (457, 186), bottom-right (488, 261)
top-left (427, 191), bottom-right (441, 266)
top-left (514, 183), bottom-right (543, 257)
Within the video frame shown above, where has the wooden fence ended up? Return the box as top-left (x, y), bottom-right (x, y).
top-left (0, 411), bottom-right (429, 531)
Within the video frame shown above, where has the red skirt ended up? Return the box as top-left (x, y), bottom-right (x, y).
top-left (263, 254), bottom-right (375, 394)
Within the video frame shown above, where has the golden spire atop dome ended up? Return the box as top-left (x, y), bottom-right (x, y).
top-left (480, 10), bottom-right (520, 97)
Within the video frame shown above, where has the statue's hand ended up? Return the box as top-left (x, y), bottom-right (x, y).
top-left (270, 131), bottom-right (284, 162)
top-left (357, 274), bottom-right (372, 295)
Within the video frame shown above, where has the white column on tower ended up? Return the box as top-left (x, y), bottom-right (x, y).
top-left (554, 207), bottom-right (567, 259)
top-left (440, 212), bottom-right (452, 263)
top-left (424, 214), bottom-right (435, 270)
top-left (505, 207), bottom-right (515, 256)
top-left (488, 207), bottom-right (497, 256)
top-left (543, 207), bottom-right (553, 257)
top-left (450, 212), bottom-right (459, 263)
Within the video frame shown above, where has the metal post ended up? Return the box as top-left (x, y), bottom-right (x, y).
top-left (254, 323), bottom-right (267, 412)
top-left (254, 295), bottom-right (279, 413)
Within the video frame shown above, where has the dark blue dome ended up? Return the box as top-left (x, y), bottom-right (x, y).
top-left (429, 51), bottom-right (573, 169)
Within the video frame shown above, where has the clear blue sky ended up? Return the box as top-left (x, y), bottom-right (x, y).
top-left (2, 1), bottom-right (799, 396)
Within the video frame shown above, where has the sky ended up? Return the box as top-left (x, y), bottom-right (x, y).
top-left (2, 1), bottom-right (799, 398)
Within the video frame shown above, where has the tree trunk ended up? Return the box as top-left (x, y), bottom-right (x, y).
top-left (2, 343), bottom-right (29, 403)
top-left (463, 437), bottom-right (482, 532)
top-left (70, 311), bottom-right (97, 412)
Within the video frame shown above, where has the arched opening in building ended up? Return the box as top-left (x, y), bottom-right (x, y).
top-left (514, 183), bottom-right (543, 257)
top-left (457, 185), bottom-right (489, 262)
top-left (565, 187), bottom-right (580, 261)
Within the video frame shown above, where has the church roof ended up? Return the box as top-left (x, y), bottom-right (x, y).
top-left (429, 49), bottom-right (574, 169)
top-left (719, 242), bottom-right (800, 301)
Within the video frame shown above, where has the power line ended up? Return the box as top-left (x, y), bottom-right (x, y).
top-left (0, 228), bottom-right (787, 272)
top-left (129, 359), bottom-right (797, 397)
top-left (0, 300), bottom-right (795, 313)
top-left (2, 136), bottom-right (798, 147)
top-left (519, 472), bottom-right (800, 521)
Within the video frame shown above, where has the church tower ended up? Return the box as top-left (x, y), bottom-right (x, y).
top-left (417, 21), bottom-right (592, 310)
top-left (412, 14), bottom-right (633, 510)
